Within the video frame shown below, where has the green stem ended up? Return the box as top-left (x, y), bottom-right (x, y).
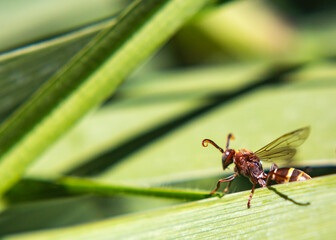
top-left (59, 177), bottom-right (211, 200)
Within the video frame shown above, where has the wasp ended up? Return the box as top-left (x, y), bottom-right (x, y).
top-left (202, 127), bottom-right (311, 208)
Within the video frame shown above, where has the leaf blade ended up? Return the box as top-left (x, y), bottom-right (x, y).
top-left (4, 175), bottom-right (336, 239)
top-left (0, 0), bottom-right (212, 195)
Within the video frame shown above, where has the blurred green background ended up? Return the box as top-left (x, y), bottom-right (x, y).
top-left (0, 0), bottom-right (335, 238)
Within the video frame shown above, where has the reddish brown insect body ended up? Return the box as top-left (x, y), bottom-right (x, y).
top-left (202, 127), bottom-right (311, 208)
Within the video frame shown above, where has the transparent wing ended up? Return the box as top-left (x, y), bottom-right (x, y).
top-left (254, 147), bottom-right (297, 162)
top-left (254, 126), bottom-right (310, 162)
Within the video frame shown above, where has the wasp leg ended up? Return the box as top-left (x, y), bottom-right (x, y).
top-left (270, 163), bottom-right (279, 171)
top-left (266, 170), bottom-right (277, 186)
top-left (247, 182), bottom-right (256, 208)
top-left (225, 133), bottom-right (235, 149)
top-left (209, 174), bottom-right (237, 195)
top-left (223, 181), bottom-right (232, 193)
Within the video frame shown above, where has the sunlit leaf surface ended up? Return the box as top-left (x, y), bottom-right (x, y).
top-left (3, 176), bottom-right (336, 239)
top-left (0, 0), bottom-right (335, 239)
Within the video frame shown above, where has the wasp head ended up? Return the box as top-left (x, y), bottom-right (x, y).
top-left (222, 149), bottom-right (235, 170)
top-left (202, 134), bottom-right (235, 170)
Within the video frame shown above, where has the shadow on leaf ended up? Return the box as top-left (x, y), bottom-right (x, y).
top-left (267, 186), bottom-right (310, 206)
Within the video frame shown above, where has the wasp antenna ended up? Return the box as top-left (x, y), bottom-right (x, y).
top-left (202, 139), bottom-right (224, 153)
top-left (226, 133), bottom-right (235, 149)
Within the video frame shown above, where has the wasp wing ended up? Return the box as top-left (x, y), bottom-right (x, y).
top-left (254, 126), bottom-right (310, 162)
top-left (254, 147), bottom-right (297, 162)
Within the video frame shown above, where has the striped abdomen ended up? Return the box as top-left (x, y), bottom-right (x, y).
top-left (267, 167), bottom-right (311, 185)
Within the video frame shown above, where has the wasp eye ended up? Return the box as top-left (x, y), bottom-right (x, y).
top-left (253, 162), bottom-right (260, 167)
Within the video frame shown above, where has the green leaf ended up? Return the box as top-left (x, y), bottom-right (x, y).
top-left (0, 0), bottom-right (125, 51)
top-left (99, 64), bottom-right (336, 183)
top-left (4, 175), bottom-right (336, 239)
top-left (27, 61), bottom-right (273, 176)
top-left (4, 176), bottom-right (212, 203)
top-left (1, 1), bottom-right (335, 239)
top-left (0, 0), bottom-right (212, 196)
top-left (0, 16), bottom-right (116, 121)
